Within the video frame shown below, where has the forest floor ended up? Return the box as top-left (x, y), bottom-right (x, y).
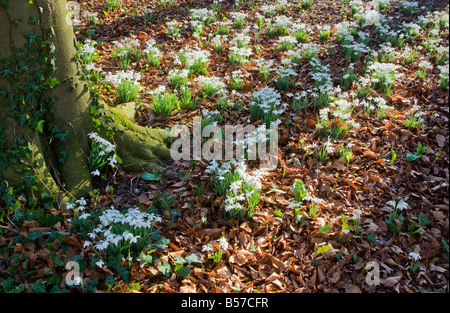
top-left (0, 0), bottom-right (448, 293)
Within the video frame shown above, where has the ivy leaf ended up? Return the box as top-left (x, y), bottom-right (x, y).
top-left (157, 261), bottom-right (171, 277)
top-left (36, 120), bottom-right (44, 133)
top-left (29, 279), bottom-right (46, 293)
top-left (142, 172), bottom-right (160, 181)
top-left (152, 236), bottom-right (170, 252)
top-left (137, 251), bottom-right (159, 266)
top-left (176, 266), bottom-right (191, 278)
top-left (185, 254), bottom-right (202, 265)
top-left (287, 201), bottom-right (301, 209)
top-left (49, 252), bottom-right (65, 266)
top-left (367, 233), bottom-right (377, 243)
top-left (406, 153), bottom-right (421, 162)
top-left (90, 106), bottom-right (100, 115)
top-left (27, 230), bottom-right (43, 241)
top-left (44, 77), bottom-right (60, 88)
top-left (0, 68), bottom-right (15, 78)
top-left (418, 213), bottom-right (430, 227)
top-left (117, 266), bottom-right (129, 281)
top-left (104, 275), bottom-right (115, 286)
top-left (173, 256), bottom-right (187, 265)
top-left (28, 16), bottom-right (39, 25)
top-left (58, 150), bottom-right (69, 164)
top-left (40, 212), bottom-right (63, 227)
top-left (316, 245), bottom-right (331, 255)
top-left (108, 256), bottom-right (128, 281)
top-left (23, 172), bottom-right (36, 187)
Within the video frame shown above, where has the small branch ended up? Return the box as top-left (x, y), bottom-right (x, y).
top-left (0, 225), bottom-right (18, 234)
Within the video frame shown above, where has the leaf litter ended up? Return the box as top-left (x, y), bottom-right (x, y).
top-left (0, 0), bottom-right (449, 293)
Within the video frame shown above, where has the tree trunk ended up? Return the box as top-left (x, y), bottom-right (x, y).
top-left (0, 0), bottom-right (171, 205)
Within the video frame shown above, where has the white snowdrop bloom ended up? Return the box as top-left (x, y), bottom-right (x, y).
top-left (190, 8), bottom-right (216, 23)
top-left (319, 107), bottom-right (330, 122)
top-left (399, 1), bottom-right (419, 10)
top-left (96, 260), bottom-right (105, 268)
top-left (75, 197), bottom-right (87, 206)
top-left (218, 237), bottom-right (229, 250)
top-left (202, 244), bottom-right (214, 253)
top-left (176, 45), bottom-right (210, 68)
top-left (277, 35), bottom-right (297, 47)
top-left (85, 63), bottom-right (100, 72)
top-left (79, 213), bottom-right (90, 220)
top-left (396, 200), bottom-right (409, 211)
top-left (409, 251), bottom-right (421, 261)
top-left (310, 197), bottom-right (324, 204)
top-left (83, 241), bottom-right (91, 248)
top-left (91, 170), bottom-right (101, 176)
top-left (418, 60), bottom-right (433, 70)
top-left (438, 63), bottom-right (449, 80)
top-left (80, 39), bottom-right (97, 55)
top-left (273, 15), bottom-right (292, 29)
top-left (95, 240), bottom-right (109, 251)
top-left (229, 46), bottom-right (253, 60)
top-left (104, 70), bottom-right (142, 88)
top-left (324, 141), bottom-right (335, 154)
top-left (387, 200), bottom-right (397, 208)
top-left (195, 76), bottom-right (226, 90)
top-left (230, 12), bottom-right (247, 22)
top-left (260, 4), bottom-right (277, 16)
top-left (352, 209), bottom-right (362, 220)
top-left (66, 202), bottom-right (74, 210)
top-left (342, 229), bottom-right (350, 235)
top-left (107, 154), bottom-right (118, 166)
top-left (368, 62), bottom-right (403, 85)
top-left (143, 40), bottom-right (162, 58)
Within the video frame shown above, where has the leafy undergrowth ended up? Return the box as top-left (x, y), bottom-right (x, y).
top-left (1, 0), bottom-right (449, 293)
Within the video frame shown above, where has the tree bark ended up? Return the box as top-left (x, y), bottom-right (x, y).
top-left (0, 0), bottom-right (172, 205)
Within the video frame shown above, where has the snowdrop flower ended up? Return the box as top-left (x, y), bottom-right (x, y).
top-left (75, 197), bottom-right (87, 206)
top-left (396, 200), bottom-right (409, 211)
top-left (107, 154), bottom-right (118, 166)
top-left (409, 251), bottom-right (421, 261)
top-left (202, 244), bottom-right (214, 253)
top-left (218, 237), bottom-right (229, 250)
top-left (324, 140), bottom-right (335, 154)
top-left (66, 202), bottom-right (74, 210)
top-left (387, 199), bottom-right (409, 211)
top-left (352, 209), bottom-right (362, 220)
top-left (96, 260), bottom-right (105, 268)
top-left (83, 241), bottom-right (91, 248)
top-left (91, 170), bottom-right (100, 176)
top-left (95, 240), bottom-right (109, 251)
top-left (79, 213), bottom-right (90, 220)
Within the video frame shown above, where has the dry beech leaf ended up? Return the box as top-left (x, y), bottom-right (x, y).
top-left (345, 284), bottom-right (362, 293)
top-left (435, 134), bottom-right (445, 148)
top-left (381, 276), bottom-right (402, 286)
